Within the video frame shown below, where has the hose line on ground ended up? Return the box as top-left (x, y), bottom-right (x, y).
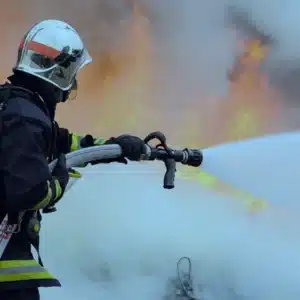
top-left (176, 257), bottom-right (199, 300)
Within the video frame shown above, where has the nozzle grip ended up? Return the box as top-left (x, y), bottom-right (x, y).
top-left (163, 158), bottom-right (176, 189)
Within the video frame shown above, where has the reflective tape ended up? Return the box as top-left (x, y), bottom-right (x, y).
top-left (0, 260), bottom-right (54, 282)
top-left (71, 134), bottom-right (81, 152)
top-left (0, 272), bottom-right (54, 282)
top-left (0, 265), bottom-right (44, 274)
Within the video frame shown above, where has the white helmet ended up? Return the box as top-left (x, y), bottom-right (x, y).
top-left (14, 19), bottom-right (92, 91)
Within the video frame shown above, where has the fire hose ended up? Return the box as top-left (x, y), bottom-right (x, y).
top-left (0, 131), bottom-right (203, 258)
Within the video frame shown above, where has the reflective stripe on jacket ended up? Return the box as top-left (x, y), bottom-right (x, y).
top-left (0, 259), bottom-right (60, 289)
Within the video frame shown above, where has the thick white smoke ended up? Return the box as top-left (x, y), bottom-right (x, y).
top-left (40, 133), bottom-right (300, 300)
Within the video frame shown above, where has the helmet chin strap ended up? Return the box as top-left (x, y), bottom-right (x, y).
top-left (61, 78), bottom-right (77, 102)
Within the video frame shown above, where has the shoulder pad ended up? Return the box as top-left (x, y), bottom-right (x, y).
top-left (0, 85), bottom-right (52, 129)
top-left (0, 84), bottom-right (36, 101)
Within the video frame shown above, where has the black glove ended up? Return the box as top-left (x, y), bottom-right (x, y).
top-left (105, 134), bottom-right (146, 161)
top-left (49, 153), bottom-right (70, 205)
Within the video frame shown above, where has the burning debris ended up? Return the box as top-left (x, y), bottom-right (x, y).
top-left (225, 6), bottom-right (300, 107)
top-left (226, 7), bottom-right (274, 83)
top-left (226, 6), bottom-right (274, 44)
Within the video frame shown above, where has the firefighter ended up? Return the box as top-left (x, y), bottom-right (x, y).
top-left (0, 19), bottom-right (147, 300)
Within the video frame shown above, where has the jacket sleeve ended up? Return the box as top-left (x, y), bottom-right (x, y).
top-left (2, 116), bottom-right (60, 213)
top-left (55, 124), bottom-right (106, 154)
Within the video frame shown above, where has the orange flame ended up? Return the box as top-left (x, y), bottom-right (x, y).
top-left (56, 1), bottom-right (155, 137)
top-left (96, 2), bottom-right (154, 135)
top-left (0, 2), bottom-right (293, 147)
top-left (212, 38), bottom-right (282, 146)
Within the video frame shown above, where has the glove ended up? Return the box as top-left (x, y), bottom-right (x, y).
top-left (49, 153), bottom-right (70, 206)
top-left (104, 134), bottom-right (146, 161)
top-left (80, 135), bottom-right (105, 148)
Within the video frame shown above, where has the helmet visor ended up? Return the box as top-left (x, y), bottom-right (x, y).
top-left (17, 40), bottom-right (92, 90)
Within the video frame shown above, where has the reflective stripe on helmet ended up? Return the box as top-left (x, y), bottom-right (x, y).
top-left (19, 40), bottom-right (60, 59)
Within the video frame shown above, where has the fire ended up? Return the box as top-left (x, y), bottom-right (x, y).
top-left (213, 36), bottom-right (282, 146)
top-left (0, 2), bottom-right (292, 148)
top-left (229, 39), bottom-right (270, 86)
top-left (182, 33), bottom-right (281, 148)
top-left (187, 7), bottom-right (282, 146)
top-left (57, 1), bottom-right (155, 137)
top-left (96, 1), bottom-right (154, 135)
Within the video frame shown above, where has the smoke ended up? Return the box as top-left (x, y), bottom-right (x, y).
top-left (40, 142), bottom-right (300, 300)
top-left (228, 0), bottom-right (300, 100)
top-left (230, 0), bottom-right (300, 57)
top-left (2, 0), bottom-right (300, 144)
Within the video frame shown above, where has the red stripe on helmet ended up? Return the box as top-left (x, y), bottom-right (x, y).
top-left (19, 40), bottom-right (60, 59)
